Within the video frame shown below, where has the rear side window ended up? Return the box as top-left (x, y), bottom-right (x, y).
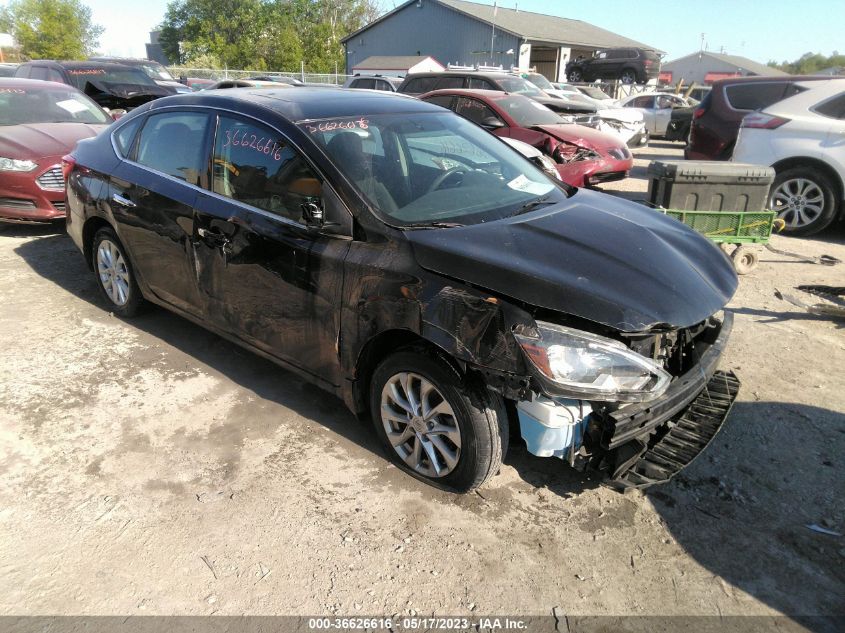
top-left (814, 93), bottom-right (845, 119)
top-left (212, 115), bottom-right (321, 224)
top-left (114, 117), bottom-right (144, 158)
top-left (374, 80), bottom-right (393, 91)
top-left (435, 76), bottom-right (465, 90)
top-left (135, 112), bottom-right (210, 185)
top-left (424, 95), bottom-right (455, 109)
top-left (402, 77), bottom-right (437, 93)
top-left (724, 82), bottom-right (804, 111)
top-left (30, 66), bottom-right (48, 80)
top-left (352, 78), bottom-right (375, 89)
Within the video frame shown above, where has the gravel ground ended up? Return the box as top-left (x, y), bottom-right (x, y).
top-left (1, 142), bottom-right (843, 628)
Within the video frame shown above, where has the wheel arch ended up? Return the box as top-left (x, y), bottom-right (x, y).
top-left (349, 329), bottom-right (463, 416)
top-left (81, 216), bottom-right (115, 271)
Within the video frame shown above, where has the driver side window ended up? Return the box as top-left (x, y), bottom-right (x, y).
top-left (212, 115), bottom-right (321, 224)
top-left (454, 97), bottom-right (503, 127)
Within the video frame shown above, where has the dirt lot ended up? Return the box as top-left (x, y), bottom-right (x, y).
top-left (1, 143), bottom-right (843, 627)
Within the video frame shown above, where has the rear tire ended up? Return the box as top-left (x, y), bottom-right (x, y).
top-left (769, 167), bottom-right (838, 236)
top-left (369, 349), bottom-right (507, 492)
top-left (91, 227), bottom-right (145, 317)
top-left (621, 68), bottom-right (637, 85)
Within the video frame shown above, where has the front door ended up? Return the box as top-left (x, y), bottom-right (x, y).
top-left (192, 114), bottom-right (351, 385)
top-left (107, 110), bottom-right (212, 314)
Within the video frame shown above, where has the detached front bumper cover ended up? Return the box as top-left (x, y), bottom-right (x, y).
top-left (599, 312), bottom-right (739, 489)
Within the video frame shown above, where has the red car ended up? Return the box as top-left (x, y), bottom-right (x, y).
top-left (0, 78), bottom-right (111, 223)
top-left (419, 89), bottom-right (633, 187)
top-left (686, 75), bottom-right (831, 160)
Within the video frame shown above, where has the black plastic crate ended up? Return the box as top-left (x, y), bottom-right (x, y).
top-left (647, 161), bottom-right (775, 212)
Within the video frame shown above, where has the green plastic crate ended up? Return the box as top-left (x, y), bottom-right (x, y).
top-left (660, 209), bottom-right (778, 244)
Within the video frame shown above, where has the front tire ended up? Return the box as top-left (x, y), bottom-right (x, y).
top-left (92, 227), bottom-right (145, 316)
top-left (369, 350), bottom-right (507, 492)
top-left (567, 68), bottom-right (583, 83)
top-left (769, 167), bottom-right (838, 236)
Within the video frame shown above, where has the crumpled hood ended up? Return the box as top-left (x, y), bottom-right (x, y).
top-left (595, 107), bottom-right (644, 125)
top-left (407, 189), bottom-right (737, 332)
top-left (533, 123), bottom-right (623, 151)
top-left (0, 122), bottom-right (107, 160)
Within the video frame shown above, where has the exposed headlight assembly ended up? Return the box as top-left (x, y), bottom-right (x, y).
top-left (0, 157), bottom-right (38, 172)
top-left (514, 321), bottom-right (671, 403)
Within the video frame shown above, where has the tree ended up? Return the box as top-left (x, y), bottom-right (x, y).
top-left (768, 51), bottom-right (845, 74)
top-left (1, 0), bottom-right (103, 60)
top-left (158, 0), bottom-right (382, 71)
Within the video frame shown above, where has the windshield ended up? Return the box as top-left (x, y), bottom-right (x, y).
top-left (302, 112), bottom-right (567, 227)
top-left (139, 63), bottom-right (175, 81)
top-left (66, 67), bottom-right (158, 90)
top-left (0, 86), bottom-right (110, 125)
top-left (492, 95), bottom-right (563, 127)
top-left (497, 76), bottom-right (544, 97)
top-left (526, 73), bottom-right (554, 90)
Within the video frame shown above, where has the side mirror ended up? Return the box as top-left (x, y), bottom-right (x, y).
top-left (110, 109), bottom-right (127, 120)
top-left (301, 198), bottom-right (324, 227)
top-left (481, 116), bottom-right (505, 129)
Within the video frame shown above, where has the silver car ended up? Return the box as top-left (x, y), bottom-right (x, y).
top-left (617, 92), bottom-right (693, 137)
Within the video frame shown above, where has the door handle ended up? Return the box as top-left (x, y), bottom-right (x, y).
top-left (197, 226), bottom-right (230, 248)
top-left (112, 193), bottom-right (136, 208)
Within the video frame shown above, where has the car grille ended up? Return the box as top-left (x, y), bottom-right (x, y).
top-left (52, 201), bottom-right (66, 213)
top-left (36, 167), bottom-right (64, 191)
top-left (0, 197), bottom-right (37, 209)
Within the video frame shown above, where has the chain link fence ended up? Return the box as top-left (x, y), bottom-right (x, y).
top-left (167, 67), bottom-right (353, 86)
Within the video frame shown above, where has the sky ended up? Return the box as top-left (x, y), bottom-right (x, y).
top-left (2, 0), bottom-right (843, 66)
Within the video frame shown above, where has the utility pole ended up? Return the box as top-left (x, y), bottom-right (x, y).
top-left (490, 1), bottom-right (498, 63)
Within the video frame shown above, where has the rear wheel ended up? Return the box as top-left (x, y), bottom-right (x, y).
top-left (91, 227), bottom-right (144, 316)
top-left (769, 167), bottom-right (838, 236)
top-left (620, 68), bottom-right (637, 85)
top-left (369, 350), bottom-right (507, 492)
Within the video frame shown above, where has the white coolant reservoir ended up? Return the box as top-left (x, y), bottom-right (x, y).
top-left (516, 395), bottom-right (589, 461)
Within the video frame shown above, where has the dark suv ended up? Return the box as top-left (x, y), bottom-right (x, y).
top-left (686, 75), bottom-right (831, 160)
top-left (88, 57), bottom-right (192, 94)
top-left (398, 71), bottom-right (596, 118)
top-left (15, 60), bottom-right (171, 110)
top-left (565, 48), bottom-right (661, 85)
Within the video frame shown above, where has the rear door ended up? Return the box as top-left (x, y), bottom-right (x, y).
top-left (107, 109), bottom-right (212, 315)
top-left (191, 113), bottom-right (352, 384)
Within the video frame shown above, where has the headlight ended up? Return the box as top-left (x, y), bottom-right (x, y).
top-left (514, 321), bottom-right (671, 403)
top-left (537, 154), bottom-right (562, 180)
top-left (0, 157), bottom-right (38, 172)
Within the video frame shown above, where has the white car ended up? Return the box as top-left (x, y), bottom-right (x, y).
top-left (522, 73), bottom-right (647, 147)
top-left (617, 92), bottom-right (693, 137)
top-left (733, 79), bottom-right (845, 236)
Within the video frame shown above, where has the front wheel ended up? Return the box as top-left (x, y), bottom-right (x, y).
top-left (567, 68), bottom-right (583, 83)
top-left (370, 350), bottom-right (507, 492)
top-left (92, 227), bottom-right (145, 316)
top-left (769, 167), bottom-right (838, 236)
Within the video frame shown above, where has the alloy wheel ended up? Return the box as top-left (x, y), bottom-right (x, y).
top-left (380, 372), bottom-right (461, 478)
top-left (621, 70), bottom-right (636, 84)
top-left (97, 239), bottom-right (131, 306)
top-left (770, 178), bottom-right (825, 229)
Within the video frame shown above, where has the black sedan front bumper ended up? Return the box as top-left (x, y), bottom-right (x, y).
top-left (597, 312), bottom-right (739, 488)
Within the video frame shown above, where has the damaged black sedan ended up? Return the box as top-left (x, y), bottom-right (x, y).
top-left (65, 88), bottom-right (740, 492)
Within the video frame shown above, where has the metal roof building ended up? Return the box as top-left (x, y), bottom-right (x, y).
top-left (351, 55), bottom-right (445, 77)
top-left (662, 51), bottom-right (789, 86)
top-left (342, 0), bottom-right (658, 81)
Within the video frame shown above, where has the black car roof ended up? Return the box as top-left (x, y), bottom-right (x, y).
top-left (19, 60), bottom-right (141, 71)
top-left (147, 87), bottom-right (443, 121)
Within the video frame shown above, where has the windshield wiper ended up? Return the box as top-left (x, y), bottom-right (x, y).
top-left (511, 196), bottom-right (558, 217)
top-left (404, 221), bottom-right (464, 230)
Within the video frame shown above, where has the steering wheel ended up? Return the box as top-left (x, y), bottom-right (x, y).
top-left (427, 167), bottom-right (467, 193)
